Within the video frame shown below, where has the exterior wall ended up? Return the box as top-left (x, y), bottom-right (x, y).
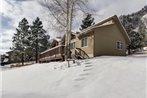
top-left (79, 35), bottom-right (94, 57)
top-left (70, 33), bottom-right (94, 57)
top-left (94, 24), bottom-right (128, 56)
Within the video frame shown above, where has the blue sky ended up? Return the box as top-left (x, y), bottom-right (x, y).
top-left (0, 0), bottom-right (146, 54)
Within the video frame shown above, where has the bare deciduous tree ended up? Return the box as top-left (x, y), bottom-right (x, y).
top-left (38, 0), bottom-right (92, 64)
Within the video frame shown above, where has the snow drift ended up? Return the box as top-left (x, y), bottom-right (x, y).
top-left (0, 55), bottom-right (146, 98)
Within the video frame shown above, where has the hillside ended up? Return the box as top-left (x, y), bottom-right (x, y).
top-left (119, 5), bottom-right (147, 33)
top-left (1, 54), bottom-right (146, 98)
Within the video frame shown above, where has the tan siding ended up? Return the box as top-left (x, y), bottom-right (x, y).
top-left (79, 35), bottom-right (94, 57)
top-left (94, 24), bottom-right (128, 56)
top-left (70, 33), bottom-right (94, 57)
top-left (71, 24), bottom-right (128, 57)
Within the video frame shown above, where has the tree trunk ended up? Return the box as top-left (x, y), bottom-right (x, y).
top-left (65, 0), bottom-right (73, 67)
top-left (21, 53), bottom-right (24, 66)
top-left (35, 40), bottom-right (39, 63)
top-left (65, 0), bottom-right (70, 62)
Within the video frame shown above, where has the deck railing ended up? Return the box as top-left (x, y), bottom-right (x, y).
top-left (39, 45), bottom-right (65, 62)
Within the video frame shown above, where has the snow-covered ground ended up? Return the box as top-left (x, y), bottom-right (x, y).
top-left (0, 54), bottom-right (146, 98)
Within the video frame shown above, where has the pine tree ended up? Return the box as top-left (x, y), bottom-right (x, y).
top-left (12, 18), bottom-right (30, 65)
top-left (30, 17), bottom-right (50, 63)
top-left (80, 14), bottom-right (95, 30)
top-left (128, 31), bottom-right (145, 50)
top-left (138, 22), bottom-right (147, 45)
top-left (128, 22), bottom-right (146, 51)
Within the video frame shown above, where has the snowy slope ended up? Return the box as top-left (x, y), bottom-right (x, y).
top-left (1, 55), bottom-right (146, 98)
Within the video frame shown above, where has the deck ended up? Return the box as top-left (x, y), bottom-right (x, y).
top-left (39, 45), bottom-right (65, 62)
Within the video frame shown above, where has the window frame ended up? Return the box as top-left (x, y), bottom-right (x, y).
top-left (81, 37), bottom-right (88, 47)
top-left (116, 41), bottom-right (123, 50)
top-left (70, 42), bottom-right (75, 49)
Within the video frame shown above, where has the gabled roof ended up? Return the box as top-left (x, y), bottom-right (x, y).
top-left (61, 32), bottom-right (77, 42)
top-left (79, 15), bottom-right (130, 44)
top-left (50, 39), bottom-right (59, 48)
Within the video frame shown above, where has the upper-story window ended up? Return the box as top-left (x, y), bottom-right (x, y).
top-left (70, 42), bottom-right (75, 49)
top-left (116, 41), bottom-right (123, 49)
top-left (81, 37), bottom-right (88, 47)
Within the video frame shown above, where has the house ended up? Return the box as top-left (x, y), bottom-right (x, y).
top-left (39, 15), bottom-right (130, 62)
top-left (0, 54), bottom-right (9, 66)
top-left (39, 39), bottom-right (65, 62)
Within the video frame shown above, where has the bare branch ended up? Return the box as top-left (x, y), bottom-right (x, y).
top-left (38, 0), bottom-right (95, 33)
top-left (53, 0), bottom-right (67, 14)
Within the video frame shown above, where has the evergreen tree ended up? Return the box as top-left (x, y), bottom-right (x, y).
top-left (128, 31), bottom-right (145, 50)
top-left (138, 22), bottom-right (147, 45)
top-left (12, 18), bottom-right (30, 65)
top-left (119, 6), bottom-right (147, 33)
top-left (128, 22), bottom-right (146, 51)
top-left (80, 14), bottom-right (95, 30)
top-left (30, 17), bottom-right (50, 63)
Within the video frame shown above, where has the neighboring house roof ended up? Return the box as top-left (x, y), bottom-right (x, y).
top-left (6, 50), bottom-right (13, 54)
top-left (61, 33), bottom-right (77, 42)
top-left (50, 39), bottom-right (59, 48)
top-left (78, 15), bottom-right (131, 44)
top-left (40, 45), bottom-right (65, 55)
top-left (40, 39), bottom-right (59, 54)
top-left (3, 58), bottom-right (8, 63)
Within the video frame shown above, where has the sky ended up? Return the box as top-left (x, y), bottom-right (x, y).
top-left (0, 0), bottom-right (146, 54)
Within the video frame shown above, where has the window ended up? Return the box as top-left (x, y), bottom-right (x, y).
top-left (116, 41), bottom-right (123, 49)
top-left (81, 37), bottom-right (88, 47)
top-left (70, 42), bottom-right (75, 49)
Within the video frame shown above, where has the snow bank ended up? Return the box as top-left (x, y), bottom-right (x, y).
top-left (1, 55), bottom-right (146, 98)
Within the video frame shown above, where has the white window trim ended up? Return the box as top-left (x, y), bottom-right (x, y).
top-left (81, 45), bottom-right (88, 48)
top-left (116, 41), bottom-right (123, 50)
top-left (70, 42), bottom-right (76, 49)
top-left (81, 37), bottom-right (88, 47)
